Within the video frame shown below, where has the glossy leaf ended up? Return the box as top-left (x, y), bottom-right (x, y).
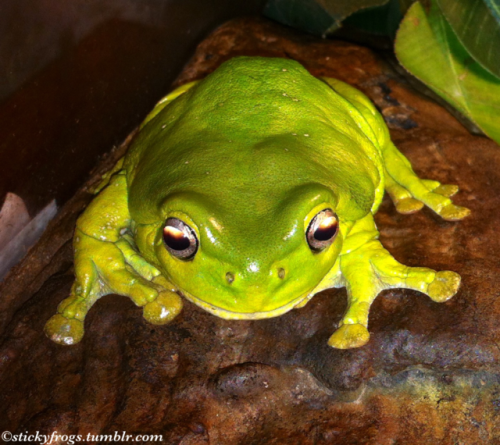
top-left (263, 0), bottom-right (389, 36)
top-left (395, 1), bottom-right (500, 144)
top-left (436, 0), bottom-right (500, 77)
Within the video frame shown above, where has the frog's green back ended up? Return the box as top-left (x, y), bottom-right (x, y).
top-left (125, 57), bottom-right (382, 227)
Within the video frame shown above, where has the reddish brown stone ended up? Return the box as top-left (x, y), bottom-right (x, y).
top-left (1, 17), bottom-right (499, 444)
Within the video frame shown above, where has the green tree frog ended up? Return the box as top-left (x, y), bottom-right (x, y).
top-left (44, 57), bottom-right (470, 349)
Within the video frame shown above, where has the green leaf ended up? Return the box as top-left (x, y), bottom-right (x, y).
top-left (263, 0), bottom-right (390, 36)
top-left (395, 1), bottom-right (500, 144)
top-left (436, 0), bottom-right (500, 78)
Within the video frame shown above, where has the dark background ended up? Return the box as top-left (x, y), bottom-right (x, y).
top-left (0, 0), bottom-right (266, 216)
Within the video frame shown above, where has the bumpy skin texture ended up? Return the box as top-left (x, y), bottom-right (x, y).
top-left (44, 57), bottom-right (469, 348)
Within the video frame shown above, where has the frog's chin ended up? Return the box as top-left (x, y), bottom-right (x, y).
top-left (177, 288), bottom-right (313, 320)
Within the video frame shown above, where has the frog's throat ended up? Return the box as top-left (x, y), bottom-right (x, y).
top-left (177, 288), bottom-right (311, 320)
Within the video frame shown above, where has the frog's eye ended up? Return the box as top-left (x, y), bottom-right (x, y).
top-left (163, 217), bottom-right (198, 259)
top-left (306, 209), bottom-right (339, 251)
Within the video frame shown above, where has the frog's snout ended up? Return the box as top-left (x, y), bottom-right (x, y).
top-left (224, 266), bottom-right (286, 285)
top-left (214, 261), bottom-right (294, 313)
top-left (176, 253), bottom-right (324, 318)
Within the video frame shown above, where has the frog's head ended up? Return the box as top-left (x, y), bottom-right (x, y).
top-left (152, 183), bottom-right (343, 319)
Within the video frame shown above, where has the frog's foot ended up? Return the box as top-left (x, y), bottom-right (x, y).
top-left (44, 229), bottom-right (181, 344)
top-left (369, 246), bottom-right (462, 303)
top-left (329, 296), bottom-right (372, 349)
top-left (383, 142), bottom-right (470, 221)
top-left (143, 276), bottom-right (183, 325)
top-left (394, 178), bottom-right (469, 220)
top-left (89, 264), bottom-right (184, 338)
top-left (386, 175), bottom-right (463, 216)
top-left (333, 237), bottom-right (461, 349)
top-left (386, 174), bottom-right (469, 220)
top-left (45, 268), bottom-right (181, 344)
top-left (328, 323), bottom-right (370, 349)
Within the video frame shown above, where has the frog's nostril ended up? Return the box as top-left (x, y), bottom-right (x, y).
top-left (278, 268), bottom-right (286, 279)
top-left (226, 272), bottom-right (235, 284)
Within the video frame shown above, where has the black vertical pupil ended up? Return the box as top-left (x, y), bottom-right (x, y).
top-left (164, 228), bottom-right (191, 251)
top-left (314, 224), bottom-right (337, 241)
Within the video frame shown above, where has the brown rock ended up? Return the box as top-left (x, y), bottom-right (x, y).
top-left (1, 17), bottom-right (500, 444)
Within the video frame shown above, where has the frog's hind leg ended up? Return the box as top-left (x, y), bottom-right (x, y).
top-left (328, 216), bottom-right (460, 349)
top-left (382, 142), bottom-right (469, 221)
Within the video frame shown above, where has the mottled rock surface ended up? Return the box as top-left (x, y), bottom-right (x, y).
top-left (1, 17), bottom-right (500, 444)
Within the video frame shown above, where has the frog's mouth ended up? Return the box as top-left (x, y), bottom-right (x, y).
top-left (176, 288), bottom-right (313, 320)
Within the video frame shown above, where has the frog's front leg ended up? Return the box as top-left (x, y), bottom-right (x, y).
top-left (328, 214), bottom-right (460, 349)
top-left (44, 171), bottom-right (182, 345)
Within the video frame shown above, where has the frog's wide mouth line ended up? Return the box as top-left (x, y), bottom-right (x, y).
top-left (177, 288), bottom-right (312, 320)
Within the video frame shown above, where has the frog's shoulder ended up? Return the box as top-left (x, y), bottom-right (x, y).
top-left (320, 77), bottom-right (390, 149)
top-left (123, 80), bottom-right (199, 182)
top-left (140, 81), bottom-right (199, 130)
top-left (320, 79), bottom-right (377, 115)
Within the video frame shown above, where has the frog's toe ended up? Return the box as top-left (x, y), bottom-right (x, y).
top-left (421, 180), bottom-right (459, 198)
top-left (428, 271), bottom-right (461, 302)
top-left (58, 294), bottom-right (88, 320)
top-left (328, 323), bottom-right (370, 349)
top-left (433, 184), bottom-right (459, 198)
top-left (437, 203), bottom-right (471, 221)
top-left (143, 290), bottom-right (183, 325)
top-left (44, 314), bottom-right (84, 345)
top-left (395, 197), bottom-right (424, 214)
